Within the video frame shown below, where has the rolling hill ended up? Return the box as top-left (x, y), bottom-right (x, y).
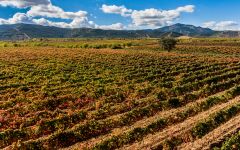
top-left (0, 23), bottom-right (239, 40)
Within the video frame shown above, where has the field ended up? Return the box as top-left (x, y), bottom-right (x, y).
top-left (1, 38), bottom-right (240, 150)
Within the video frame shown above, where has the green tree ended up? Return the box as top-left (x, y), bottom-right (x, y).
top-left (159, 38), bottom-right (177, 52)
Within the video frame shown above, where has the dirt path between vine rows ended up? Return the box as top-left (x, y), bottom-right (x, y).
top-left (121, 96), bottom-right (240, 150)
top-left (62, 91), bottom-right (227, 150)
top-left (178, 113), bottom-right (240, 150)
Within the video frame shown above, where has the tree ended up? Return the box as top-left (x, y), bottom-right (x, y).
top-left (159, 38), bottom-right (177, 52)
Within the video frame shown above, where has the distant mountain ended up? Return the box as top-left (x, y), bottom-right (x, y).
top-left (213, 31), bottom-right (240, 38)
top-left (158, 23), bottom-right (215, 36)
top-left (0, 24), bottom-right (70, 40)
top-left (158, 31), bottom-right (184, 38)
top-left (0, 24), bottom-right (29, 40)
top-left (0, 23), bottom-right (239, 40)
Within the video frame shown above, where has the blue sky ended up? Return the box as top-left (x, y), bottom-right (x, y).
top-left (0, 0), bottom-right (239, 30)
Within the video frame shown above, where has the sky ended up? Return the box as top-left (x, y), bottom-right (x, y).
top-left (0, 0), bottom-right (240, 30)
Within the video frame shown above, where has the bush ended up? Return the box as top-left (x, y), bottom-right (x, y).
top-left (220, 131), bottom-right (240, 149)
top-left (183, 93), bottom-right (198, 102)
top-left (229, 86), bottom-right (240, 97)
top-left (165, 137), bottom-right (183, 150)
top-left (168, 97), bottom-right (181, 108)
top-left (111, 44), bottom-right (122, 49)
top-left (20, 86), bottom-right (30, 92)
top-left (82, 44), bottom-right (89, 48)
top-left (192, 121), bottom-right (212, 138)
top-left (3, 43), bottom-right (7, 47)
top-left (13, 43), bottom-right (20, 47)
top-left (159, 38), bottom-right (177, 52)
top-left (126, 42), bottom-right (133, 47)
top-left (157, 90), bottom-right (168, 101)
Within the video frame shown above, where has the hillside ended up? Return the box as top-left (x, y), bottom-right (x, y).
top-left (157, 23), bottom-right (215, 36)
top-left (1, 23), bottom-right (238, 40)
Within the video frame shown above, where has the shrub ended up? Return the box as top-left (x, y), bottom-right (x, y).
top-left (82, 44), bottom-right (89, 48)
top-left (3, 43), bottom-right (7, 47)
top-left (111, 44), bottom-right (122, 49)
top-left (168, 97), bottom-right (181, 108)
top-left (126, 42), bottom-right (133, 47)
top-left (220, 131), bottom-right (240, 149)
top-left (213, 111), bottom-right (226, 125)
top-left (20, 86), bottom-right (30, 92)
top-left (192, 121), bottom-right (212, 138)
top-left (157, 90), bottom-right (168, 101)
top-left (183, 93), bottom-right (198, 102)
top-left (13, 43), bottom-right (20, 47)
top-left (165, 137), bottom-right (183, 150)
top-left (229, 86), bottom-right (240, 97)
top-left (159, 38), bottom-right (177, 52)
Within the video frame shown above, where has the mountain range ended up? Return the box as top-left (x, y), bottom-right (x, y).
top-left (0, 23), bottom-right (240, 40)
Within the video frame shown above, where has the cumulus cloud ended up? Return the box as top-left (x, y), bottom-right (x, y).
top-left (27, 4), bottom-right (88, 19)
top-left (176, 5), bottom-right (195, 13)
top-left (0, 1), bottom-right (126, 29)
top-left (203, 21), bottom-right (239, 30)
top-left (32, 18), bottom-right (96, 28)
top-left (132, 5), bottom-right (194, 27)
top-left (0, 0), bottom-right (50, 8)
top-left (0, 13), bottom-right (32, 24)
top-left (101, 4), bottom-right (195, 28)
top-left (98, 23), bottom-right (125, 30)
top-left (0, 1), bottom-right (195, 29)
top-left (101, 4), bottom-right (132, 17)
top-left (0, 0), bottom-right (96, 28)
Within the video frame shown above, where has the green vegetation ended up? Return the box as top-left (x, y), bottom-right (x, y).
top-left (214, 131), bottom-right (240, 149)
top-left (0, 39), bottom-right (141, 49)
top-left (1, 38), bottom-right (240, 149)
top-left (159, 38), bottom-right (178, 52)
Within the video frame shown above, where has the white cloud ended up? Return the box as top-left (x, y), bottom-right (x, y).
top-left (32, 18), bottom-right (67, 28)
top-left (0, 0), bottom-right (50, 8)
top-left (0, 0), bottom-right (95, 28)
top-left (32, 18), bottom-right (96, 28)
top-left (202, 21), bottom-right (216, 28)
top-left (131, 5), bottom-right (195, 27)
top-left (27, 4), bottom-right (88, 19)
top-left (101, 4), bottom-right (195, 28)
top-left (0, 1), bottom-right (195, 30)
top-left (203, 21), bottom-right (239, 30)
top-left (98, 23), bottom-right (125, 30)
top-left (176, 5), bottom-right (195, 13)
top-left (101, 4), bottom-right (132, 17)
top-left (0, 13), bottom-right (32, 24)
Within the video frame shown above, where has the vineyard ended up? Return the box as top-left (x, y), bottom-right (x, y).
top-left (0, 38), bottom-right (240, 150)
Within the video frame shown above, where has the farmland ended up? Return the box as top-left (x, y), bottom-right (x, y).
top-left (1, 38), bottom-right (240, 150)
